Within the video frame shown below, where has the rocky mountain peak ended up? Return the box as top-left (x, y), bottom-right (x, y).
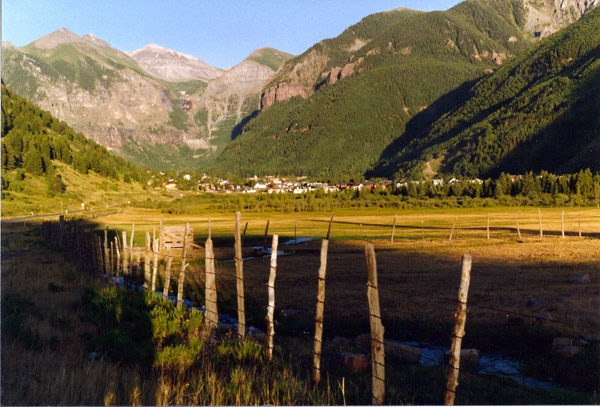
top-left (127, 43), bottom-right (223, 82)
top-left (29, 27), bottom-right (85, 49)
top-left (82, 34), bottom-right (112, 48)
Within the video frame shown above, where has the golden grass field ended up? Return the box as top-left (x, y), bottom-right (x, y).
top-left (2, 206), bottom-right (599, 404)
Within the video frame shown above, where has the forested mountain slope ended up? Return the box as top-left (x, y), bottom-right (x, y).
top-left (209, 0), bottom-right (531, 179)
top-left (374, 6), bottom-right (600, 179)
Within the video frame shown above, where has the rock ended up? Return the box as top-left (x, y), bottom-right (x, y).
top-left (340, 352), bottom-right (369, 373)
top-left (526, 298), bottom-right (551, 308)
top-left (332, 336), bottom-right (352, 346)
top-left (568, 273), bottom-right (590, 284)
top-left (554, 345), bottom-right (581, 357)
top-left (357, 333), bottom-right (371, 347)
top-left (444, 349), bottom-right (479, 365)
top-left (552, 337), bottom-right (573, 350)
top-left (385, 340), bottom-right (421, 363)
top-left (536, 312), bottom-right (552, 322)
top-left (260, 82), bottom-right (311, 110)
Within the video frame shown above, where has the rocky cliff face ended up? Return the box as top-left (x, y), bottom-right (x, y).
top-left (523, 0), bottom-right (598, 38)
top-left (127, 43), bottom-right (223, 82)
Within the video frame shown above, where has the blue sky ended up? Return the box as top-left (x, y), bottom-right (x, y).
top-left (3, 0), bottom-right (462, 68)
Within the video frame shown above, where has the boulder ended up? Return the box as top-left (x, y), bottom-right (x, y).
top-left (526, 298), bottom-right (551, 308)
top-left (340, 352), bottom-right (369, 373)
top-left (552, 337), bottom-right (573, 350)
top-left (385, 340), bottom-right (421, 363)
top-left (357, 333), bottom-right (371, 347)
top-left (444, 348), bottom-right (479, 365)
top-left (554, 345), bottom-right (581, 357)
top-left (569, 273), bottom-right (590, 284)
top-left (332, 336), bottom-right (352, 346)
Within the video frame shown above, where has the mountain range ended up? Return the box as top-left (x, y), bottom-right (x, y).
top-left (2, 0), bottom-right (598, 178)
top-left (1, 29), bottom-right (293, 170)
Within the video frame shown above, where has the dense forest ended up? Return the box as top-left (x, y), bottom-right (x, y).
top-left (375, 6), bottom-right (600, 179)
top-left (1, 82), bottom-right (143, 195)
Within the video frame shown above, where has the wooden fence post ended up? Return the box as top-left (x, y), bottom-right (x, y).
top-left (561, 210), bottom-right (565, 239)
top-left (109, 241), bottom-right (115, 285)
top-left (578, 216), bottom-right (582, 239)
top-left (266, 234), bottom-right (279, 360)
top-left (205, 236), bottom-right (218, 331)
top-left (263, 220), bottom-right (270, 249)
top-left (151, 239), bottom-right (159, 292)
top-left (538, 208), bottom-right (543, 239)
top-left (391, 215), bottom-right (397, 245)
top-left (129, 224), bottom-right (135, 278)
top-left (312, 238), bottom-right (329, 385)
top-left (486, 214), bottom-right (490, 240)
top-left (449, 217), bottom-right (457, 241)
top-left (114, 236), bottom-right (121, 284)
top-left (365, 243), bottom-right (385, 405)
top-left (122, 231), bottom-right (128, 283)
top-left (177, 223), bottom-right (189, 307)
top-left (235, 212), bottom-right (246, 341)
top-left (444, 254), bottom-right (472, 405)
top-left (104, 228), bottom-right (109, 281)
top-left (163, 248), bottom-right (173, 299)
top-left (144, 233), bottom-right (151, 290)
top-left (514, 215), bottom-right (522, 240)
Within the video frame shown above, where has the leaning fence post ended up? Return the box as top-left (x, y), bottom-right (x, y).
top-left (561, 210), bottom-right (565, 239)
top-left (177, 223), bottom-right (189, 307)
top-left (151, 238), bottom-right (159, 292)
top-left (266, 234), bottom-right (279, 361)
top-left (312, 238), bottom-right (329, 385)
top-left (365, 243), bottom-right (385, 405)
top-left (263, 220), bottom-right (270, 249)
top-left (122, 231), bottom-right (128, 283)
top-left (444, 254), bottom-right (472, 405)
top-left (391, 215), bottom-right (397, 245)
top-left (144, 233), bottom-right (151, 290)
top-left (235, 212), bottom-right (246, 341)
top-left (538, 208), bottom-right (543, 239)
top-left (205, 236), bottom-right (218, 331)
top-left (449, 217), bottom-right (457, 241)
top-left (163, 248), bottom-right (173, 299)
top-left (514, 215), bottom-right (522, 240)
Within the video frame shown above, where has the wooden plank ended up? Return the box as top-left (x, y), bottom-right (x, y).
top-left (444, 254), bottom-right (472, 405)
top-left (266, 234), bottom-right (279, 360)
top-left (312, 239), bottom-right (328, 385)
top-left (235, 212), bottom-right (246, 341)
top-left (205, 237), bottom-right (218, 331)
top-left (365, 243), bottom-right (385, 405)
top-left (163, 248), bottom-right (173, 300)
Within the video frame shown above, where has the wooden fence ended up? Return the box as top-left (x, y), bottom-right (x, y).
top-left (39, 211), bottom-right (486, 405)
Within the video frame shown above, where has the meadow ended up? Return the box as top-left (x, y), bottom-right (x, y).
top-left (2, 205), bottom-right (599, 405)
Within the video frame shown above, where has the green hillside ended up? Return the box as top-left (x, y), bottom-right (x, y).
top-left (1, 83), bottom-right (148, 216)
top-left (247, 48), bottom-right (295, 72)
top-left (209, 0), bottom-right (529, 179)
top-left (374, 7), bottom-right (600, 179)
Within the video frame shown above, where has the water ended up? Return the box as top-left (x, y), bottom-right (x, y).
top-left (398, 341), bottom-right (567, 391)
